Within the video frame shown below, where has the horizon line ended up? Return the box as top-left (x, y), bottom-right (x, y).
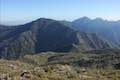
top-left (0, 16), bottom-right (120, 26)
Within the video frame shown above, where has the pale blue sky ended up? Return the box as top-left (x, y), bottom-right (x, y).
top-left (0, 0), bottom-right (120, 25)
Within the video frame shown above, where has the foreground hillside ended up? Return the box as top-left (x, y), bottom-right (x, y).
top-left (0, 49), bottom-right (120, 80)
top-left (0, 59), bottom-right (120, 80)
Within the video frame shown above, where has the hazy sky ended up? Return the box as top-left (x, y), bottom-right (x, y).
top-left (0, 0), bottom-right (120, 25)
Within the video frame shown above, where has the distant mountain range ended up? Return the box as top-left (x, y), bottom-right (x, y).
top-left (0, 17), bottom-right (120, 59)
top-left (62, 17), bottom-right (120, 47)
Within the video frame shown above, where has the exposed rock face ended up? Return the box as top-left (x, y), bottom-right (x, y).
top-left (0, 18), bottom-right (117, 59)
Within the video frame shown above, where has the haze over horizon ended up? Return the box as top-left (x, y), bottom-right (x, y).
top-left (0, 0), bottom-right (120, 25)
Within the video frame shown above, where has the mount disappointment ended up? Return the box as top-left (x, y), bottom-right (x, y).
top-left (0, 18), bottom-right (119, 59)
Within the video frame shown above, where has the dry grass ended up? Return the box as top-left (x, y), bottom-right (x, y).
top-left (0, 59), bottom-right (120, 80)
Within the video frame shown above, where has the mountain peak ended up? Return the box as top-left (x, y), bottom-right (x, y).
top-left (73, 17), bottom-right (91, 23)
top-left (36, 18), bottom-right (54, 21)
top-left (80, 16), bottom-right (90, 20)
top-left (93, 18), bottom-right (105, 22)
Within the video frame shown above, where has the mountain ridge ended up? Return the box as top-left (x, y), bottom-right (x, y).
top-left (0, 18), bottom-right (119, 59)
top-left (61, 17), bottom-right (120, 47)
